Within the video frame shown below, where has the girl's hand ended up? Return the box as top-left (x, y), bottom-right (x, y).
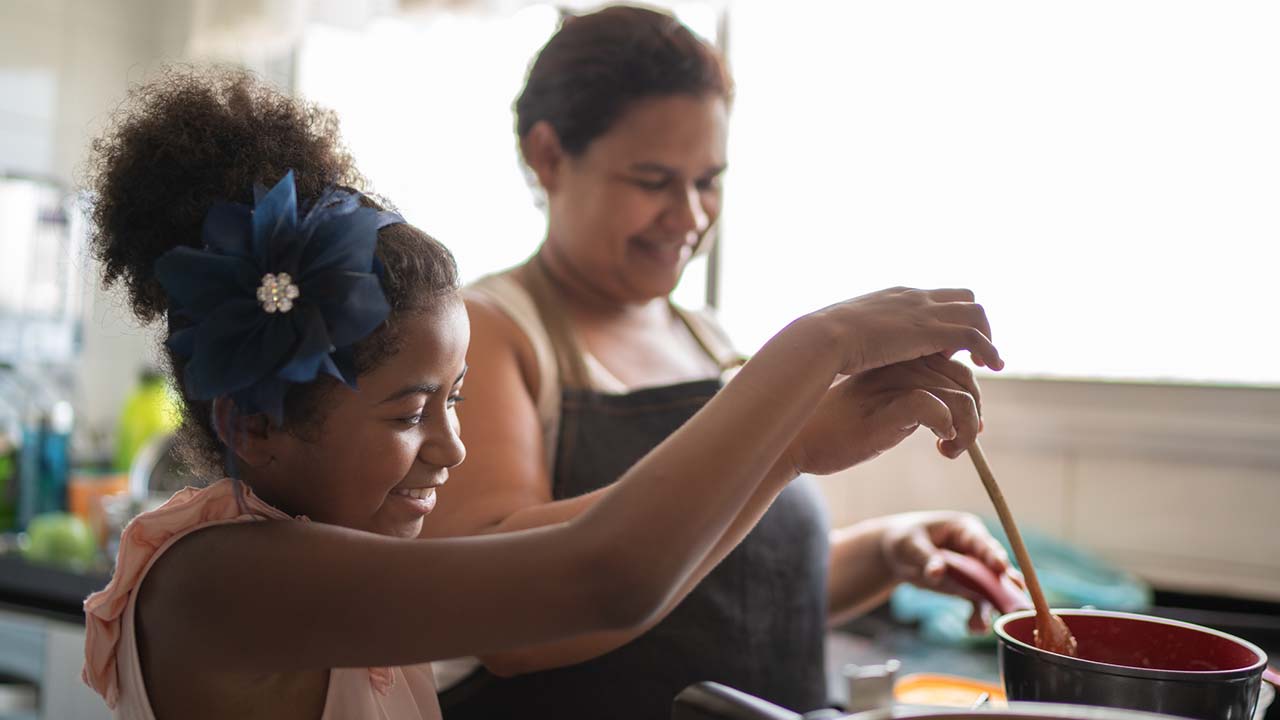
top-left (785, 354), bottom-right (984, 477)
top-left (796, 287), bottom-right (1003, 377)
top-left (879, 511), bottom-right (1026, 632)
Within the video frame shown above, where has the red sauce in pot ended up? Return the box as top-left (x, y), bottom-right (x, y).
top-left (1003, 613), bottom-right (1262, 672)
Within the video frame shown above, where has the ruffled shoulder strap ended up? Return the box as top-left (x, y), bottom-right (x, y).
top-left (81, 479), bottom-right (292, 708)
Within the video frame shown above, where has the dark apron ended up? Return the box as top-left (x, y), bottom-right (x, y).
top-left (440, 379), bottom-right (831, 719)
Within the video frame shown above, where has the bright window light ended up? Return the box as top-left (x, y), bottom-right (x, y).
top-left (301, 1), bottom-right (1278, 387)
top-left (298, 8), bottom-right (558, 287)
top-left (722, 1), bottom-right (1280, 386)
top-left (296, 2), bottom-right (717, 309)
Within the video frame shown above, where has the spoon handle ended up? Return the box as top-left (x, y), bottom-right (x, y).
top-left (968, 440), bottom-right (1054, 619)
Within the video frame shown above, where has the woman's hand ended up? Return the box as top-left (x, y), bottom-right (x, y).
top-left (794, 287), bottom-right (1003, 377)
top-left (785, 354), bottom-right (984, 477)
top-left (879, 511), bottom-right (1025, 632)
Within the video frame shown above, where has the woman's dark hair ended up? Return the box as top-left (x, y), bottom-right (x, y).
top-left (515, 5), bottom-right (732, 155)
top-left (86, 67), bottom-right (458, 474)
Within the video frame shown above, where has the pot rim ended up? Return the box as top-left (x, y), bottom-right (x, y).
top-left (993, 608), bottom-right (1268, 682)
top-left (846, 700), bottom-right (1188, 720)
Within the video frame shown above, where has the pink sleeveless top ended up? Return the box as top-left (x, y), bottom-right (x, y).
top-left (82, 479), bottom-right (440, 719)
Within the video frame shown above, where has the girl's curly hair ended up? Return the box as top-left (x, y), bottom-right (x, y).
top-left (86, 67), bottom-right (458, 475)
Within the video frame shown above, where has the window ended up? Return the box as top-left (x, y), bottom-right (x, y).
top-left (301, 2), bottom-right (1277, 386)
top-left (721, 1), bottom-right (1280, 386)
top-left (296, 2), bottom-right (719, 309)
top-left (298, 8), bottom-right (556, 287)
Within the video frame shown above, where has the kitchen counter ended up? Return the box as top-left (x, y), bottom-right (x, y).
top-left (827, 607), bottom-right (1000, 707)
top-left (0, 554), bottom-right (108, 625)
top-left (0, 556), bottom-right (114, 720)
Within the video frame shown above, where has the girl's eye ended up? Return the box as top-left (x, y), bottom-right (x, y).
top-left (696, 176), bottom-right (721, 192)
top-left (398, 395), bottom-right (462, 425)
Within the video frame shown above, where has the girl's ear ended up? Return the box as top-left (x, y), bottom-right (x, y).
top-left (520, 121), bottom-right (566, 194)
top-left (211, 396), bottom-right (276, 468)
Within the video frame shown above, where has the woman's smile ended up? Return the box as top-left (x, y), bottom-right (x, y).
top-left (629, 235), bottom-right (696, 269)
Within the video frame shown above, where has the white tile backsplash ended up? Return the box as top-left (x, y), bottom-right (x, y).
top-left (1073, 456), bottom-right (1279, 568)
top-left (818, 376), bottom-right (1280, 601)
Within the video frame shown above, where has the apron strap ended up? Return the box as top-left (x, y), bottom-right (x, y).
top-left (672, 305), bottom-right (748, 374)
top-left (462, 271), bottom-right (563, 473)
top-left (464, 257), bottom-right (693, 473)
top-left (522, 254), bottom-right (594, 391)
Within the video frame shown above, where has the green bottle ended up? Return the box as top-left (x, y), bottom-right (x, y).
top-left (0, 402), bottom-right (19, 531)
top-left (0, 438), bottom-right (15, 531)
top-left (113, 368), bottom-right (180, 473)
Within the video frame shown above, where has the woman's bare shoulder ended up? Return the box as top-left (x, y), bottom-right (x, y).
top-left (462, 282), bottom-right (542, 398)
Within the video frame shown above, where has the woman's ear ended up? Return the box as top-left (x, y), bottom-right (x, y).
top-left (520, 120), bottom-right (566, 194)
top-left (211, 396), bottom-right (276, 468)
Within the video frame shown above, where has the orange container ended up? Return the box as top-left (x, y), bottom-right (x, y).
top-left (894, 673), bottom-right (1006, 707)
top-left (68, 472), bottom-right (129, 543)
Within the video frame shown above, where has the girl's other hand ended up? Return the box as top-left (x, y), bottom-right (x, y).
top-left (784, 354), bottom-right (984, 477)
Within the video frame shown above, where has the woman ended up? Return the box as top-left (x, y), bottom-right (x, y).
top-left (422, 7), bottom-right (1015, 717)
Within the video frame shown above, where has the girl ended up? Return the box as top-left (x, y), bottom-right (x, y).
top-left (82, 68), bottom-right (1002, 720)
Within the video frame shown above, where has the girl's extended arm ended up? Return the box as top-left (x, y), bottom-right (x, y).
top-left (140, 288), bottom-right (1001, 674)
top-left (472, 355), bottom-right (992, 676)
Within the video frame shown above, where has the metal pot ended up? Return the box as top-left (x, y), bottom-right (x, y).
top-left (941, 552), bottom-right (1277, 720)
top-left (994, 609), bottom-right (1270, 720)
top-left (673, 679), bottom-right (1192, 720)
top-left (857, 704), bottom-right (1202, 720)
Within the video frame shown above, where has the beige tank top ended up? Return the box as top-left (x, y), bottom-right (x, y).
top-left (431, 266), bottom-right (744, 693)
top-left (462, 266), bottom-right (744, 472)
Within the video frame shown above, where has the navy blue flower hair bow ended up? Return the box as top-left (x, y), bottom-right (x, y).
top-left (155, 171), bottom-right (402, 424)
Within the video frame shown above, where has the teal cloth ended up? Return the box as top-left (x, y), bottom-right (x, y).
top-left (889, 517), bottom-right (1152, 646)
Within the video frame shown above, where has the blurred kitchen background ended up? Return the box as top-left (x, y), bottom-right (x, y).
top-left (1, 0), bottom-right (1278, 718)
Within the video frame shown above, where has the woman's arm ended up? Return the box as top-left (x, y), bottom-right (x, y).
top-left (826, 518), bottom-right (900, 627)
top-left (826, 511), bottom-right (1016, 628)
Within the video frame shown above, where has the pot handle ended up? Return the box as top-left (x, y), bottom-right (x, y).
top-left (941, 549), bottom-right (1033, 615)
top-left (1264, 666), bottom-right (1280, 688)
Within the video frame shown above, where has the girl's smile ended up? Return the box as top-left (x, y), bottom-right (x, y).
top-left (245, 298), bottom-right (470, 539)
top-left (388, 482), bottom-right (445, 516)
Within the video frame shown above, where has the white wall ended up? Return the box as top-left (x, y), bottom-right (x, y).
top-left (1, 0), bottom-right (192, 453)
top-left (818, 376), bottom-right (1280, 602)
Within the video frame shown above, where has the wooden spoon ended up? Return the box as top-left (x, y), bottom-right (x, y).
top-left (968, 440), bottom-right (1079, 656)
